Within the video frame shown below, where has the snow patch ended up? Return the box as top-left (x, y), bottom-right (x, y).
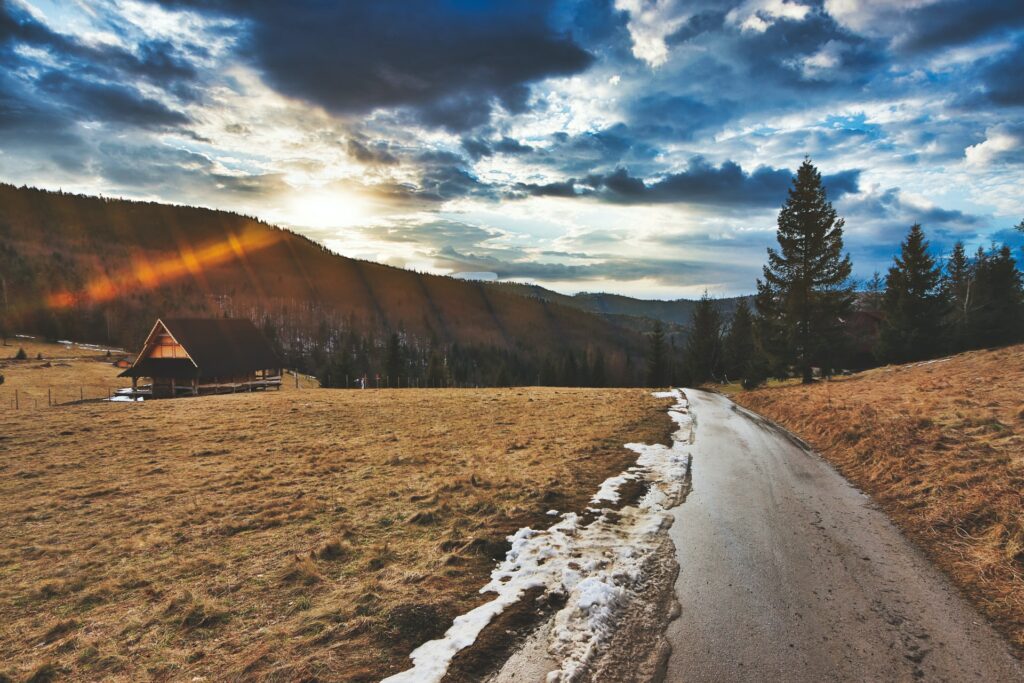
top-left (382, 389), bottom-right (694, 683)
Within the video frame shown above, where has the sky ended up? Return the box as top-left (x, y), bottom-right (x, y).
top-left (0, 0), bottom-right (1022, 298)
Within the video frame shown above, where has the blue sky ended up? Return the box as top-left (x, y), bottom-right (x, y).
top-left (1, 0), bottom-right (1022, 297)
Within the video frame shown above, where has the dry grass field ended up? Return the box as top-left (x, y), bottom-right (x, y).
top-left (734, 345), bottom-right (1024, 652)
top-left (0, 349), bottom-right (671, 682)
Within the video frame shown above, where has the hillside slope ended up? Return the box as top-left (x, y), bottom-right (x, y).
top-left (0, 184), bottom-right (646, 383)
top-left (734, 345), bottom-right (1024, 652)
top-left (495, 282), bottom-right (750, 328)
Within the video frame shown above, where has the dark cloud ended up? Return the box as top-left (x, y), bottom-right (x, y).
top-left (530, 123), bottom-right (659, 176)
top-left (977, 41), bottom-right (1024, 106)
top-left (666, 10), bottom-right (727, 45)
top-left (347, 139), bottom-right (398, 166)
top-left (461, 135), bottom-right (534, 160)
top-left (896, 1), bottom-right (1024, 53)
top-left (844, 187), bottom-right (983, 230)
top-left (628, 93), bottom-right (733, 141)
top-left (159, 1), bottom-right (592, 131)
top-left (36, 72), bottom-right (189, 128)
top-left (516, 158), bottom-right (860, 207)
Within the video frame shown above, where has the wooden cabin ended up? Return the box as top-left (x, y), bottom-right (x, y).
top-left (119, 318), bottom-right (282, 398)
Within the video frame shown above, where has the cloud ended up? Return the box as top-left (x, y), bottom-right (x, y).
top-left (964, 124), bottom-right (1024, 167)
top-left (824, 0), bottom-right (1024, 53)
top-left (726, 0), bottom-right (812, 34)
top-left (432, 245), bottom-right (738, 285)
top-left (346, 138), bottom-right (398, 166)
top-left (517, 157), bottom-right (860, 207)
top-left (159, 1), bottom-right (593, 131)
top-left (976, 41), bottom-right (1024, 106)
top-left (613, 0), bottom-right (693, 67)
top-left (36, 71), bottom-right (190, 128)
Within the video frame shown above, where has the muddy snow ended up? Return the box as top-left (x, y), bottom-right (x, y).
top-left (381, 389), bottom-right (694, 683)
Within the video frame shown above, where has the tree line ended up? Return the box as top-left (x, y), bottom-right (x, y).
top-left (647, 159), bottom-right (1024, 388)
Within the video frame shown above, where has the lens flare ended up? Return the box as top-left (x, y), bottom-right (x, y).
top-left (45, 228), bottom-right (282, 310)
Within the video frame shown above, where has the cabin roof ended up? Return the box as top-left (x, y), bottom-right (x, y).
top-left (120, 317), bottom-right (281, 379)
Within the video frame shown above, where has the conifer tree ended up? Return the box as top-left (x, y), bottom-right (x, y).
top-left (591, 349), bottom-right (607, 388)
top-left (877, 224), bottom-right (946, 363)
top-left (942, 241), bottom-right (972, 353)
top-left (561, 350), bottom-right (579, 387)
top-left (723, 299), bottom-right (755, 383)
top-left (756, 159), bottom-right (853, 382)
top-left (971, 245), bottom-right (1024, 347)
top-left (539, 355), bottom-right (558, 386)
top-left (684, 292), bottom-right (723, 385)
top-left (385, 332), bottom-right (404, 382)
top-left (862, 271), bottom-right (885, 311)
top-left (646, 320), bottom-right (668, 387)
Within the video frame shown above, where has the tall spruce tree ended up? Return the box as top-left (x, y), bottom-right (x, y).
top-left (756, 159), bottom-right (853, 382)
top-left (646, 320), bottom-right (668, 387)
top-left (684, 292), bottom-right (723, 385)
top-left (942, 241), bottom-right (972, 353)
top-left (877, 224), bottom-right (946, 363)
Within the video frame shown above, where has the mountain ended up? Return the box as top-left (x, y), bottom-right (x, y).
top-left (0, 184), bottom-right (649, 385)
top-left (493, 282), bottom-right (752, 328)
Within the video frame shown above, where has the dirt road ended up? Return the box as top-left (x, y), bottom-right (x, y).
top-left (663, 390), bottom-right (1022, 682)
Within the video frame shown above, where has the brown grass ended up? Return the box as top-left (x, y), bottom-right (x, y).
top-left (733, 345), bottom-right (1024, 652)
top-left (0, 348), bottom-right (671, 681)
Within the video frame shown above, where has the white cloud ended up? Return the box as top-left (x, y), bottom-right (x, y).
top-left (964, 125), bottom-right (1024, 167)
top-left (726, 0), bottom-right (811, 34)
top-left (823, 0), bottom-right (942, 39)
top-left (789, 39), bottom-right (848, 79)
top-left (613, 0), bottom-right (690, 67)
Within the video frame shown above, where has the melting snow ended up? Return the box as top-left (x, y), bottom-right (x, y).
top-left (381, 389), bottom-right (694, 683)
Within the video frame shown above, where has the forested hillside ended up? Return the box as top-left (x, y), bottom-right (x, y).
top-left (0, 184), bottom-right (647, 386)
top-left (495, 282), bottom-right (750, 327)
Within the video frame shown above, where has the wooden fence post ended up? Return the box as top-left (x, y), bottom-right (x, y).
top-left (48, 387), bottom-right (51, 407)
top-left (15, 389), bottom-right (18, 410)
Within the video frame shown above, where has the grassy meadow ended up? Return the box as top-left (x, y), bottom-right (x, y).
top-left (0, 343), bottom-right (671, 681)
top-left (733, 344), bottom-right (1024, 652)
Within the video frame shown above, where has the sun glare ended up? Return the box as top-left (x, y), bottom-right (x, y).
top-left (284, 190), bottom-right (370, 230)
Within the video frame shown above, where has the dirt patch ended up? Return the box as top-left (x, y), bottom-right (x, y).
top-left (442, 587), bottom-right (566, 683)
top-left (733, 344), bottom-right (1024, 654)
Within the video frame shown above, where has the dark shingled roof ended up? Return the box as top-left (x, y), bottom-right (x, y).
top-left (120, 318), bottom-right (281, 380)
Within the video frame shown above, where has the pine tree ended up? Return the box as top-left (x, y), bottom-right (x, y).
top-left (591, 349), bottom-right (607, 388)
top-left (942, 241), bottom-right (972, 353)
top-left (862, 271), bottom-right (885, 311)
top-left (723, 299), bottom-right (755, 384)
top-left (877, 224), bottom-right (946, 363)
top-left (539, 355), bottom-right (558, 386)
top-left (385, 332), bottom-right (404, 382)
top-left (684, 292), bottom-right (723, 385)
top-left (646, 320), bottom-right (668, 387)
top-left (756, 159), bottom-right (854, 382)
top-left (561, 351), bottom-right (579, 387)
top-left (971, 245), bottom-right (1024, 347)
